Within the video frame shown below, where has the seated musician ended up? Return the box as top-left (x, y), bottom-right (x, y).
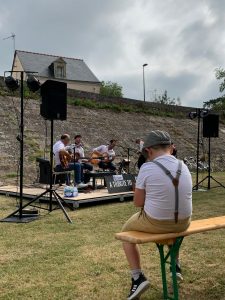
top-left (92, 139), bottom-right (117, 171)
top-left (121, 131), bottom-right (192, 299)
top-left (171, 142), bottom-right (177, 157)
top-left (135, 138), bottom-right (144, 152)
top-left (53, 134), bottom-right (87, 188)
top-left (73, 134), bottom-right (93, 183)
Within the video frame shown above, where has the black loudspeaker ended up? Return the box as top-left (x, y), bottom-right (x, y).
top-left (36, 158), bottom-right (66, 184)
top-left (36, 158), bottom-right (51, 184)
top-left (203, 114), bottom-right (219, 138)
top-left (40, 80), bottom-right (67, 120)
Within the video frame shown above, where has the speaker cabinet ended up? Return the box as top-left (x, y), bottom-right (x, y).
top-left (203, 114), bottom-right (219, 138)
top-left (36, 158), bottom-right (66, 184)
top-left (36, 158), bottom-right (51, 184)
top-left (40, 80), bottom-right (67, 120)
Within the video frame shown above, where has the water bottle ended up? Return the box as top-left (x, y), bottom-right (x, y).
top-left (64, 186), bottom-right (78, 197)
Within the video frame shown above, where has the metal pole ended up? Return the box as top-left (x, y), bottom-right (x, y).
top-left (208, 136), bottom-right (211, 189)
top-left (196, 109), bottom-right (200, 190)
top-left (143, 66), bottom-right (146, 102)
top-left (19, 71), bottom-right (24, 218)
top-left (49, 119), bottom-right (54, 212)
top-left (127, 148), bottom-right (130, 174)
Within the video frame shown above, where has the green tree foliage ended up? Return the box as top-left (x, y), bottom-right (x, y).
top-left (204, 68), bottom-right (225, 111)
top-left (154, 90), bottom-right (181, 105)
top-left (215, 68), bottom-right (225, 93)
top-left (100, 81), bottom-right (123, 97)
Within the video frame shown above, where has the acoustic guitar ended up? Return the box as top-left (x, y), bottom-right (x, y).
top-left (59, 150), bottom-right (106, 168)
top-left (90, 152), bottom-right (111, 165)
top-left (59, 150), bottom-right (72, 169)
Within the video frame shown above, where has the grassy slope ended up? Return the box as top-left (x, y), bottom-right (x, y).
top-left (0, 174), bottom-right (225, 299)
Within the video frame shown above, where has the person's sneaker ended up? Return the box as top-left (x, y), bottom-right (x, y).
top-left (127, 273), bottom-right (150, 300)
top-left (77, 182), bottom-right (88, 189)
top-left (170, 263), bottom-right (183, 281)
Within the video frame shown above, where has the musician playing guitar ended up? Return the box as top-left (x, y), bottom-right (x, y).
top-left (92, 139), bottom-right (117, 171)
top-left (53, 134), bottom-right (87, 188)
top-left (69, 135), bottom-right (93, 183)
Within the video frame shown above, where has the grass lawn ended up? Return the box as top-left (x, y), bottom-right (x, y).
top-left (0, 173), bottom-right (225, 299)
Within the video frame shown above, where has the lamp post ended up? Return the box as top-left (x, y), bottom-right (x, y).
top-left (142, 63), bottom-right (148, 102)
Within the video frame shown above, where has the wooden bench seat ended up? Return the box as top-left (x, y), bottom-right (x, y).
top-left (115, 216), bottom-right (225, 300)
top-left (115, 216), bottom-right (225, 244)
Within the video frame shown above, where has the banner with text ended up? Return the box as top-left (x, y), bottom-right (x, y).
top-left (105, 174), bottom-right (137, 194)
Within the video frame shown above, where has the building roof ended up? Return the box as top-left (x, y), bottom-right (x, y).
top-left (13, 50), bottom-right (100, 83)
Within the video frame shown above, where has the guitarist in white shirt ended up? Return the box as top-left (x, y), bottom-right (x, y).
top-left (92, 139), bottom-right (117, 171)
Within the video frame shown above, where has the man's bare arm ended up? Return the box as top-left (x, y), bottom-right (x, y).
top-left (133, 188), bottom-right (145, 207)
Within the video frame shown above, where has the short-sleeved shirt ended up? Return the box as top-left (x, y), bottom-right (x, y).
top-left (66, 144), bottom-right (85, 158)
top-left (53, 140), bottom-right (65, 166)
top-left (136, 154), bottom-right (192, 220)
top-left (93, 145), bottom-right (115, 159)
top-left (75, 145), bottom-right (84, 160)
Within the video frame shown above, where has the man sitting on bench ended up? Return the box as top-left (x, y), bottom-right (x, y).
top-left (121, 130), bottom-right (192, 300)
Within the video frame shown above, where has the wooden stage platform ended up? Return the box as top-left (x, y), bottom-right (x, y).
top-left (0, 185), bottom-right (134, 208)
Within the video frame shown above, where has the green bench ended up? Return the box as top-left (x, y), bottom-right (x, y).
top-left (115, 216), bottom-right (225, 300)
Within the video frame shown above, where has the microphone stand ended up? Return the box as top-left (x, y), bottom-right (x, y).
top-left (127, 147), bottom-right (130, 174)
top-left (73, 145), bottom-right (76, 186)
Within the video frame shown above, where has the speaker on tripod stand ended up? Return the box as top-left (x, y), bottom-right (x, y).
top-left (203, 114), bottom-right (219, 138)
top-left (196, 113), bottom-right (225, 190)
top-left (40, 80), bottom-right (67, 120)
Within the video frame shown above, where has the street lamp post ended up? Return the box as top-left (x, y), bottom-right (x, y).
top-left (142, 63), bottom-right (148, 102)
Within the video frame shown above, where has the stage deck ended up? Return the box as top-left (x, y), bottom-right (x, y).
top-left (0, 185), bottom-right (134, 208)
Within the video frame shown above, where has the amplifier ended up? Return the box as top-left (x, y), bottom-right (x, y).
top-left (36, 158), bottom-right (51, 184)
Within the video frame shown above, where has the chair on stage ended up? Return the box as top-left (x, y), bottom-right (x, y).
top-left (36, 157), bottom-right (73, 186)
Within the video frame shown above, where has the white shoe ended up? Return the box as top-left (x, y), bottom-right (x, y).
top-left (170, 271), bottom-right (183, 281)
top-left (77, 182), bottom-right (88, 188)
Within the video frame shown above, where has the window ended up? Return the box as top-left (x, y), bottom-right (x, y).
top-left (56, 65), bottom-right (64, 78)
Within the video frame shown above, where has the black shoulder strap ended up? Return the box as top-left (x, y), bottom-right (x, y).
top-left (152, 160), bottom-right (182, 223)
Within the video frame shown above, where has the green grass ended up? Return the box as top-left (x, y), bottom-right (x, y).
top-left (67, 98), bottom-right (185, 118)
top-left (0, 174), bottom-right (225, 299)
top-left (3, 173), bottom-right (18, 179)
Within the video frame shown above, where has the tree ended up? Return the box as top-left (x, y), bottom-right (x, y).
top-left (100, 81), bottom-right (123, 98)
top-left (154, 90), bottom-right (181, 105)
top-left (215, 68), bottom-right (225, 93)
top-left (204, 68), bottom-right (225, 110)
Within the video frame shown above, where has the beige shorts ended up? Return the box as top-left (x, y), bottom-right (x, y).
top-left (122, 210), bottom-right (191, 234)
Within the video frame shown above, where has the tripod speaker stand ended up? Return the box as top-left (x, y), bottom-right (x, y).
top-left (4, 119), bottom-right (73, 223)
top-left (193, 136), bottom-right (225, 190)
top-left (193, 113), bottom-right (225, 190)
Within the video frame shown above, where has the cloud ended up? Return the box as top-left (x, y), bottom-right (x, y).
top-left (0, 0), bottom-right (224, 107)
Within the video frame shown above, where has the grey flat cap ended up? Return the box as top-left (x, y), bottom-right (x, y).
top-left (143, 130), bottom-right (171, 148)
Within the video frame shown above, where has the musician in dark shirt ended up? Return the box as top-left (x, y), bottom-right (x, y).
top-left (171, 142), bottom-right (177, 157)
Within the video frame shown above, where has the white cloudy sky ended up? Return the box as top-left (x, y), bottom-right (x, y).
top-left (0, 0), bottom-right (224, 107)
